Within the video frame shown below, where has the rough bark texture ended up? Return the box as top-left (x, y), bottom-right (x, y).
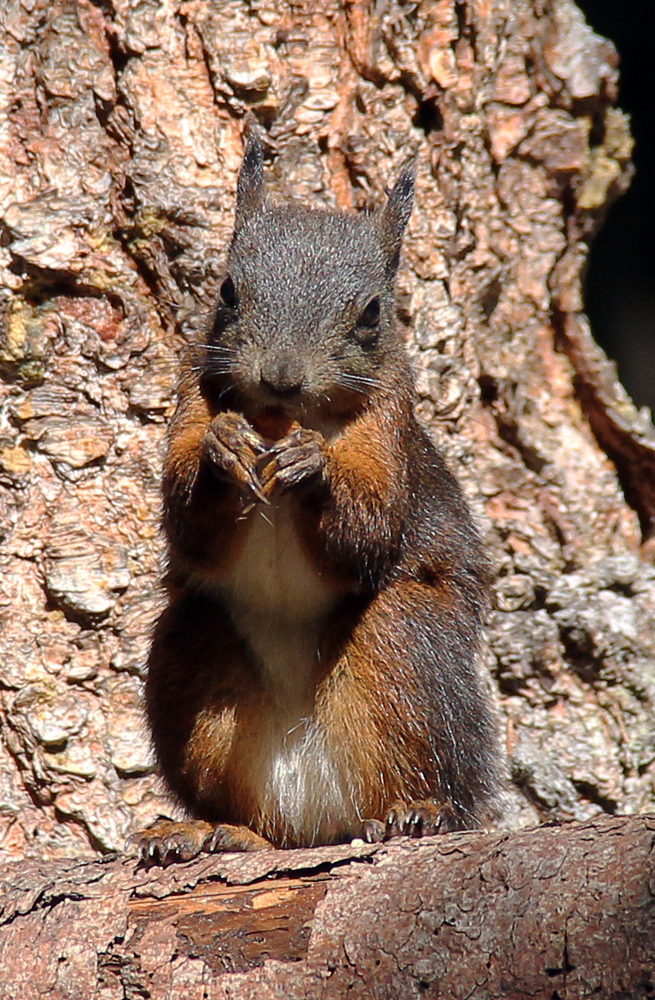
top-left (0, 0), bottom-right (654, 904)
top-left (0, 815), bottom-right (653, 999)
top-left (1, 1), bottom-right (655, 995)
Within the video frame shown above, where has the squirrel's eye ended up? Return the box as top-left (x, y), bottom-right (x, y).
top-left (357, 297), bottom-right (380, 328)
top-left (219, 275), bottom-right (238, 309)
top-left (353, 296), bottom-right (380, 345)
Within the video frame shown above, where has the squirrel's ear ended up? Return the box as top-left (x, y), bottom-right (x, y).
top-left (235, 119), bottom-right (266, 229)
top-left (379, 162), bottom-right (415, 274)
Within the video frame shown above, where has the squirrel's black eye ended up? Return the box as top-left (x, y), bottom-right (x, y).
top-left (353, 296), bottom-right (380, 345)
top-left (357, 297), bottom-right (380, 328)
top-left (219, 275), bottom-right (238, 309)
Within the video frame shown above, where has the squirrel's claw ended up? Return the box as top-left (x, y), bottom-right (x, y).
top-left (361, 818), bottom-right (386, 843)
top-left (259, 426), bottom-right (326, 496)
top-left (384, 799), bottom-right (459, 838)
top-left (203, 823), bottom-right (274, 853)
top-left (126, 818), bottom-right (215, 865)
top-left (360, 800), bottom-right (460, 844)
top-left (125, 819), bottom-right (273, 865)
top-left (125, 818), bottom-right (273, 865)
top-left (203, 411), bottom-right (268, 502)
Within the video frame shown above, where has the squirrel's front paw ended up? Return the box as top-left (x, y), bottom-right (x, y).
top-left (260, 426), bottom-right (326, 497)
top-left (203, 411), bottom-right (267, 502)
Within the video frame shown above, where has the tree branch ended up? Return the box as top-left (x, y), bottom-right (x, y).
top-left (1, 815), bottom-right (653, 999)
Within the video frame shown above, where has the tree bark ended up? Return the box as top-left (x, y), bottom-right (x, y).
top-left (0, 0), bottom-right (654, 990)
top-left (0, 815), bottom-right (653, 1000)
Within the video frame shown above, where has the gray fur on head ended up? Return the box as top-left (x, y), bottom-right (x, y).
top-left (379, 163), bottom-right (416, 275)
top-left (234, 121), bottom-right (414, 278)
top-left (205, 124), bottom-right (415, 414)
top-left (235, 120), bottom-right (267, 231)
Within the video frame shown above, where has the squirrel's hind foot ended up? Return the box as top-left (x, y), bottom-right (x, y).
top-left (126, 818), bottom-right (273, 864)
top-left (361, 799), bottom-right (461, 843)
top-left (204, 823), bottom-right (274, 853)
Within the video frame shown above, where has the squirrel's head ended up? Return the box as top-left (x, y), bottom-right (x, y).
top-left (202, 123), bottom-right (414, 431)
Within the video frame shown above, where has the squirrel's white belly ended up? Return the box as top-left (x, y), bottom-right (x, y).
top-left (220, 497), bottom-right (337, 696)
top-left (217, 498), bottom-right (359, 842)
top-left (224, 498), bottom-right (335, 623)
top-left (260, 716), bottom-right (361, 845)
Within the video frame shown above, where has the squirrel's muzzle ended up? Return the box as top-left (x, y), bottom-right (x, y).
top-left (259, 359), bottom-right (304, 398)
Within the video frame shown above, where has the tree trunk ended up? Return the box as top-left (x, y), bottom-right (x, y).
top-left (0, 815), bottom-right (653, 999)
top-left (0, 0), bottom-right (654, 991)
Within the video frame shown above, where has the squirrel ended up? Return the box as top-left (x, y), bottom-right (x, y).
top-left (128, 124), bottom-right (504, 862)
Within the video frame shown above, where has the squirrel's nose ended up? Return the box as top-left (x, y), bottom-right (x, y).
top-left (259, 360), bottom-right (304, 397)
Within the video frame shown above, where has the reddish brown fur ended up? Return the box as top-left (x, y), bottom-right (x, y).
top-left (291, 386), bottom-right (411, 589)
top-left (148, 377), bottom-right (416, 842)
top-left (141, 358), bottom-right (499, 851)
top-left (162, 372), bottom-right (251, 581)
top-left (146, 573), bottom-right (453, 847)
top-left (319, 582), bottom-right (445, 803)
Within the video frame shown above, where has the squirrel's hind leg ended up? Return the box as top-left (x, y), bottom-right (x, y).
top-left (320, 578), bottom-right (502, 841)
top-left (361, 800), bottom-right (460, 843)
top-left (126, 817), bottom-right (273, 864)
